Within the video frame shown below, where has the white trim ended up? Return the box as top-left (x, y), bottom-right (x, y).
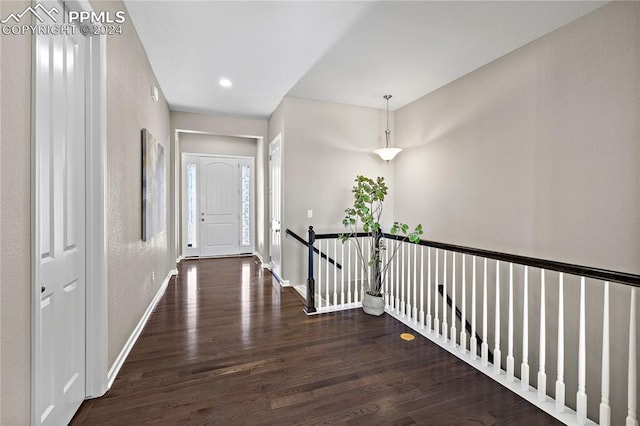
top-left (305, 302), bottom-right (362, 316)
top-left (84, 23), bottom-right (108, 399)
top-left (182, 152), bottom-right (255, 161)
top-left (268, 134), bottom-right (283, 280)
top-left (181, 153), bottom-right (256, 257)
top-left (384, 308), bottom-right (596, 426)
top-left (31, 2), bottom-right (110, 422)
top-left (270, 270), bottom-right (290, 287)
top-left (253, 251), bottom-right (267, 269)
top-left (176, 256), bottom-right (184, 264)
top-left (107, 269), bottom-right (177, 389)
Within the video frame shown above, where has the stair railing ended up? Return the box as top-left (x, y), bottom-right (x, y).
top-left (290, 225), bottom-right (640, 426)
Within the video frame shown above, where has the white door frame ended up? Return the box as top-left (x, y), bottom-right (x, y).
top-left (268, 134), bottom-right (284, 282)
top-left (181, 153), bottom-right (256, 257)
top-left (31, 2), bottom-right (108, 423)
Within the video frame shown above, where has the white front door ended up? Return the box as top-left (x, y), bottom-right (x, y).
top-left (34, 2), bottom-right (87, 424)
top-left (182, 155), bottom-right (254, 258)
top-left (200, 157), bottom-right (240, 256)
top-left (269, 135), bottom-right (282, 279)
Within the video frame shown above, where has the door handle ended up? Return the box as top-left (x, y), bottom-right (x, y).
top-left (41, 283), bottom-right (46, 293)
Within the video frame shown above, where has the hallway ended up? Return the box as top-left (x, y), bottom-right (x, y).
top-left (71, 257), bottom-right (560, 425)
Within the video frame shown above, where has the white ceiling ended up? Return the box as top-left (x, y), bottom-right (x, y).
top-left (124, 1), bottom-right (606, 118)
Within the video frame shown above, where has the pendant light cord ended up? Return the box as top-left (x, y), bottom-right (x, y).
top-left (384, 94), bottom-right (392, 149)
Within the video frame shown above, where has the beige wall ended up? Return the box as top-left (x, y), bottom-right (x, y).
top-left (395, 2), bottom-right (640, 274)
top-left (172, 111), bottom-right (267, 139)
top-left (267, 99), bottom-right (285, 145)
top-left (279, 97), bottom-right (396, 286)
top-left (104, 1), bottom-right (173, 366)
top-left (0, 1), bottom-right (31, 423)
top-left (0, 0), bottom-right (174, 421)
top-left (180, 133), bottom-right (257, 158)
top-left (393, 2), bottom-right (640, 423)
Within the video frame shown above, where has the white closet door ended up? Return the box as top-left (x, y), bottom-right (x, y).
top-left (35, 3), bottom-right (87, 424)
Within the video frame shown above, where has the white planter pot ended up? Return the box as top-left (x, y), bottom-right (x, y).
top-left (362, 292), bottom-right (385, 316)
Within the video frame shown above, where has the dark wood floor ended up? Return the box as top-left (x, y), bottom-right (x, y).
top-left (72, 257), bottom-right (561, 425)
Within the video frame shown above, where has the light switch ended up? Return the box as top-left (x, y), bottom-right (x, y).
top-left (307, 210), bottom-right (313, 218)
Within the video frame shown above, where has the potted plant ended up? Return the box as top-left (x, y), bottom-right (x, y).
top-left (339, 175), bottom-right (423, 316)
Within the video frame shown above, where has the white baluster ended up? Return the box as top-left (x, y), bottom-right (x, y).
top-left (521, 266), bottom-right (529, 391)
top-left (627, 287), bottom-right (638, 426)
top-left (389, 240), bottom-right (396, 310)
top-left (362, 237), bottom-right (366, 301)
top-left (538, 269), bottom-right (547, 402)
top-left (318, 240), bottom-right (323, 309)
top-left (383, 240), bottom-right (388, 307)
top-left (481, 258), bottom-right (488, 367)
top-left (460, 254), bottom-right (467, 354)
top-left (385, 240), bottom-right (390, 308)
top-left (576, 276), bottom-right (587, 424)
top-left (347, 242), bottom-right (352, 304)
top-left (600, 281), bottom-right (610, 426)
top-left (394, 241), bottom-right (400, 313)
top-left (451, 253), bottom-right (457, 347)
top-left (401, 242), bottom-right (406, 316)
top-left (333, 239), bottom-right (338, 307)
top-left (413, 244), bottom-right (418, 323)
top-left (494, 260), bottom-right (501, 374)
top-left (366, 240), bottom-right (371, 302)
top-left (556, 273), bottom-right (565, 412)
top-left (442, 251), bottom-right (448, 341)
top-left (406, 243), bottom-right (411, 318)
top-left (427, 247), bottom-right (432, 332)
top-left (341, 240), bottom-right (345, 306)
top-left (507, 263), bottom-right (514, 382)
top-left (326, 239), bottom-right (330, 307)
top-left (470, 256), bottom-right (477, 360)
top-left (434, 249), bottom-right (440, 337)
top-left (353, 240), bottom-right (358, 305)
top-left (419, 246), bottom-right (425, 328)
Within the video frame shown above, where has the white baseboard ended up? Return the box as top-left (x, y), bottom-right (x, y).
top-left (254, 251), bottom-right (270, 270)
top-left (107, 268), bottom-right (177, 389)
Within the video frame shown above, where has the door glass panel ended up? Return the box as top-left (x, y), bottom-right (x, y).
top-left (241, 165), bottom-right (251, 246)
top-left (186, 162), bottom-right (198, 248)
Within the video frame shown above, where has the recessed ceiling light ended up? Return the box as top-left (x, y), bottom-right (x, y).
top-left (219, 78), bottom-right (232, 88)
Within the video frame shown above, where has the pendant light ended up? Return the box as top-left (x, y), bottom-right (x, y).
top-left (374, 94), bottom-right (402, 161)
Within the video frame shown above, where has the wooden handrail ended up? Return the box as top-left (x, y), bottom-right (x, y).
top-left (381, 233), bottom-right (640, 288)
top-left (285, 228), bottom-right (342, 270)
top-left (294, 227), bottom-right (640, 287)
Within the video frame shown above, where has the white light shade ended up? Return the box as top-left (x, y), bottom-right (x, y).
top-left (374, 147), bottom-right (402, 161)
top-left (219, 78), bottom-right (232, 88)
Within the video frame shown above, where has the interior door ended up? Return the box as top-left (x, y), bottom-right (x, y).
top-left (269, 136), bottom-right (282, 279)
top-left (200, 157), bottom-right (240, 256)
top-left (35, 3), bottom-right (87, 424)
